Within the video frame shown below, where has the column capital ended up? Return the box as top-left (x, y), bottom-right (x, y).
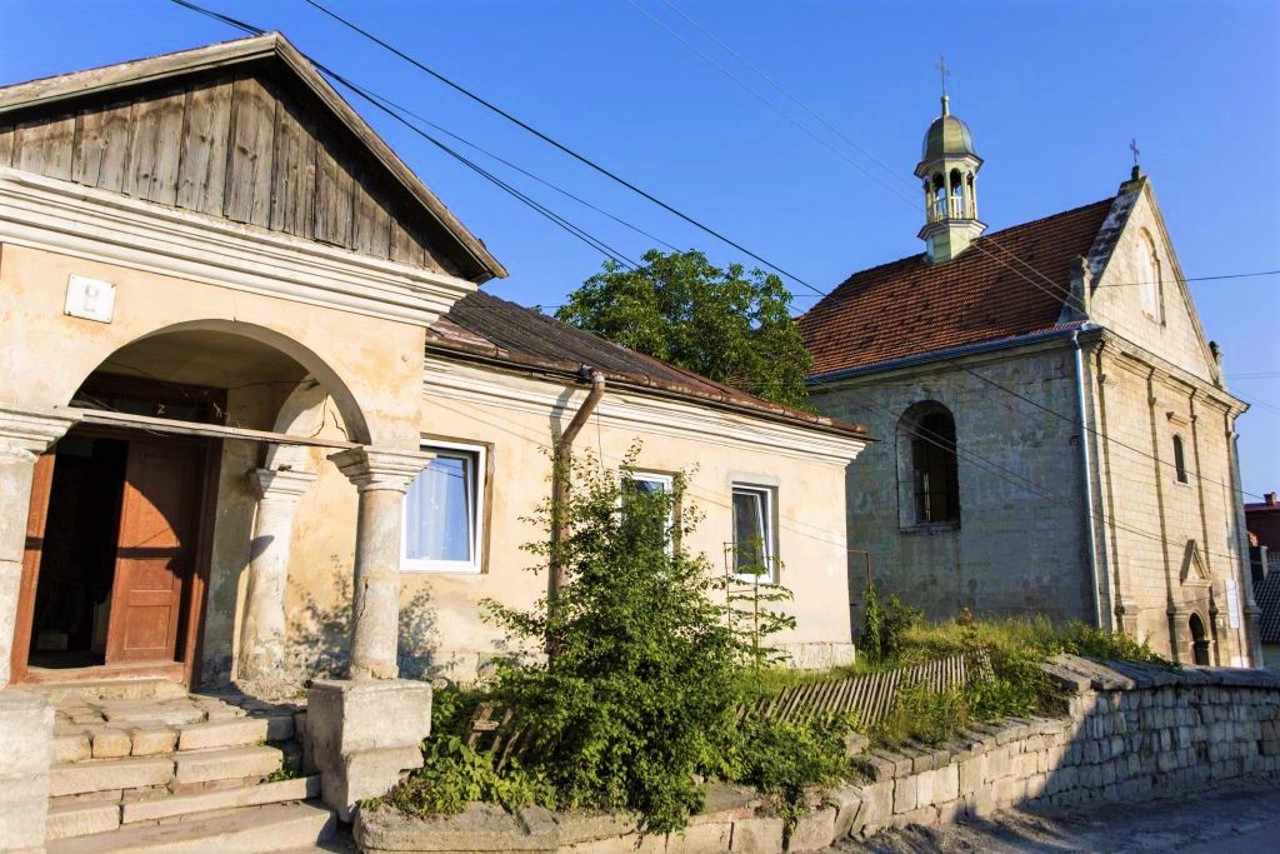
top-left (328, 446), bottom-right (433, 493)
top-left (0, 406), bottom-right (81, 463)
top-left (250, 467), bottom-right (318, 502)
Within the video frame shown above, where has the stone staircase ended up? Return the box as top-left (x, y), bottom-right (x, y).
top-left (36, 680), bottom-right (335, 851)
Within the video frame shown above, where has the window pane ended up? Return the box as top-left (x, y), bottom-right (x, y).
top-left (733, 489), bottom-right (767, 573)
top-left (405, 453), bottom-right (473, 562)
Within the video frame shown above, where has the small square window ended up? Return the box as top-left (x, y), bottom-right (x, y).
top-left (403, 442), bottom-right (486, 573)
top-left (732, 484), bottom-right (776, 582)
top-left (622, 471), bottom-right (675, 550)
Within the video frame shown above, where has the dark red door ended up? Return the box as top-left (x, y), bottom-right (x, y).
top-left (105, 440), bottom-right (201, 664)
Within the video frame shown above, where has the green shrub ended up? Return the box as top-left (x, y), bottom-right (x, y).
top-left (380, 735), bottom-right (555, 817)
top-left (871, 683), bottom-right (969, 749)
top-left (480, 449), bottom-right (750, 833)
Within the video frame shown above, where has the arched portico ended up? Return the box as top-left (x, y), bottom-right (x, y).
top-left (3, 319), bottom-right (427, 688)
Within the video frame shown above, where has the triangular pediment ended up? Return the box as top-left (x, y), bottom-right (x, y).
top-left (0, 34), bottom-right (504, 282)
top-left (1181, 539), bottom-right (1211, 586)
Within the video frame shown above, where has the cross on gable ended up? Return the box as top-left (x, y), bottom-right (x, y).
top-left (1130, 138), bottom-right (1141, 166)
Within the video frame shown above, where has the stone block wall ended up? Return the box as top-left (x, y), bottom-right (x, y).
top-left (354, 657), bottom-right (1280, 853)
top-left (836, 656), bottom-right (1280, 843)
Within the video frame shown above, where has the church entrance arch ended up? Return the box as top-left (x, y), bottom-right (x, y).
top-left (1189, 613), bottom-right (1210, 666)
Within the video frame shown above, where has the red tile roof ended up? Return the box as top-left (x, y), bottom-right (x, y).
top-left (799, 198), bottom-right (1117, 376)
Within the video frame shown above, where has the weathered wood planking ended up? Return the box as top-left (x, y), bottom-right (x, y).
top-left (177, 81), bottom-right (232, 215)
top-left (352, 172), bottom-right (392, 257)
top-left (0, 123), bottom-right (14, 167)
top-left (74, 102), bottom-right (132, 191)
top-left (269, 95), bottom-right (316, 235)
top-left (313, 138), bottom-right (353, 247)
top-left (125, 90), bottom-right (185, 205)
top-left (0, 69), bottom-right (455, 272)
top-left (13, 114), bottom-right (77, 180)
top-left (224, 76), bottom-right (276, 227)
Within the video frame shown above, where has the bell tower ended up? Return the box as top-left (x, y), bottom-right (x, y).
top-left (915, 59), bottom-right (985, 262)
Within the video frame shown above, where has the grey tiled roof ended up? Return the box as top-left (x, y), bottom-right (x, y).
top-left (1256, 570), bottom-right (1280, 644)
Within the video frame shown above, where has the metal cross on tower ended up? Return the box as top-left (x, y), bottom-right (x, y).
top-left (1130, 138), bottom-right (1141, 166)
top-left (937, 55), bottom-right (950, 98)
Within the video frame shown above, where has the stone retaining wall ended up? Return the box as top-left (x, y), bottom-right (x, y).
top-left (356, 656), bottom-right (1280, 853)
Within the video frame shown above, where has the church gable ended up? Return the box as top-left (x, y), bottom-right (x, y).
top-left (1089, 179), bottom-right (1218, 383)
top-left (0, 35), bottom-right (504, 282)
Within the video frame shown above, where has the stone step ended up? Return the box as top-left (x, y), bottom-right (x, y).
top-left (176, 716), bottom-right (268, 751)
top-left (46, 802), bottom-right (337, 853)
top-left (173, 744), bottom-right (282, 786)
top-left (34, 679), bottom-right (190, 705)
top-left (47, 799), bottom-right (121, 841)
top-left (122, 775), bottom-right (319, 824)
top-left (50, 756), bottom-right (174, 798)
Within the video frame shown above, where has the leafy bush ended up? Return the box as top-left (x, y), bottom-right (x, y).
top-left (479, 450), bottom-right (751, 833)
top-left (381, 735), bottom-right (555, 817)
top-left (858, 588), bottom-right (923, 665)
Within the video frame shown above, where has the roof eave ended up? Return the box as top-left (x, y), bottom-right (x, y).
top-left (424, 338), bottom-right (876, 443)
top-left (807, 324), bottom-right (1101, 386)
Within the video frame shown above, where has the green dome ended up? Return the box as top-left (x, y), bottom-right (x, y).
top-left (921, 100), bottom-right (976, 160)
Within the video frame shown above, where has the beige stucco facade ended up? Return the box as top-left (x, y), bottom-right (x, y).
top-left (0, 130), bottom-right (866, 694)
top-left (269, 356), bottom-right (862, 686)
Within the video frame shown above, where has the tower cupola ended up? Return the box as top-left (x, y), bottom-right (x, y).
top-left (915, 89), bottom-right (985, 262)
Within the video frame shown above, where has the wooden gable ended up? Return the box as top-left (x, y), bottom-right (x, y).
top-left (0, 37), bottom-right (504, 282)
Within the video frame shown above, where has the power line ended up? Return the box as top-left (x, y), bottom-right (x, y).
top-left (299, 0), bottom-right (827, 296)
top-left (168, 0), bottom-right (643, 269)
top-left (643, 3), bottom-right (1267, 495)
top-left (786, 268), bottom-right (1280, 300)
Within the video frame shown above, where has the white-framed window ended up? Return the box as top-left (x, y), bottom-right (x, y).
top-left (402, 441), bottom-right (486, 573)
top-left (732, 484), bottom-right (776, 582)
top-left (622, 470), bottom-right (675, 550)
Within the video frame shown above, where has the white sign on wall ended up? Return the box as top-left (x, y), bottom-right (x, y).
top-left (65, 274), bottom-right (116, 323)
top-left (1226, 579), bottom-right (1241, 630)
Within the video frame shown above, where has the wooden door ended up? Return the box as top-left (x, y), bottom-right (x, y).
top-left (105, 440), bottom-right (201, 664)
top-left (11, 453), bottom-right (56, 682)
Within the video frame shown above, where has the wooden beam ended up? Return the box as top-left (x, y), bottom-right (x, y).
top-left (65, 407), bottom-right (359, 450)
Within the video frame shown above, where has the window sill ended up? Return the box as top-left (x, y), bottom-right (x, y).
top-left (401, 562), bottom-right (482, 575)
top-left (899, 521), bottom-right (961, 536)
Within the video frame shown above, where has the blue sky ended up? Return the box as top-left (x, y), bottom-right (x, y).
top-left (3, 0), bottom-right (1277, 496)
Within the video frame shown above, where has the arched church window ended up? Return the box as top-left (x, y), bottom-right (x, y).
top-left (899, 402), bottom-right (960, 525)
top-left (1173, 434), bottom-right (1188, 483)
top-left (1137, 231), bottom-right (1163, 322)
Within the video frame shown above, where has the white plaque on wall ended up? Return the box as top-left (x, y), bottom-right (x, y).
top-left (65, 274), bottom-right (116, 323)
top-left (1226, 579), bottom-right (1241, 630)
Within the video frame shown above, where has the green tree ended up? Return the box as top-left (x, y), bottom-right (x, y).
top-left (556, 250), bottom-right (814, 408)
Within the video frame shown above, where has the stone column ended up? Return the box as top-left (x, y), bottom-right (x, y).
top-left (0, 407), bottom-right (78, 688)
top-left (0, 408), bottom-right (75, 851)
top-left (328, 447), bottom-right (432, 680)
top-left (237, 467), bottom-right (317, 684)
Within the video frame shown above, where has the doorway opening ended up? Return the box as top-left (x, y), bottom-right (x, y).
top-left (1189, 613), bottom-right (1211, 666)
top-left (28, 434), bottom-right (128, 669)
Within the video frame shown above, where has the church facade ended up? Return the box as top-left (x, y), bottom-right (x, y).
top-left (800, 95), bottom-right (1260, 667)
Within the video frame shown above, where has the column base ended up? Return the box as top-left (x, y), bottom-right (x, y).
top-left (0, 689), bottom-right (53, 851)
top-left (304, 679), bottom-right (432, 821)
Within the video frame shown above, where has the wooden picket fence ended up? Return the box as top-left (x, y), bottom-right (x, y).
top-left (745, 652), bottom-right (988, 727)
top-left (466, 652), bottom-right (990, 765)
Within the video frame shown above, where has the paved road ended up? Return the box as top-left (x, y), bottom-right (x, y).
top-left (830, 782), bottom-right (1280, 853)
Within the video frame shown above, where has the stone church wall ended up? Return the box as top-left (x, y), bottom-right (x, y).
top-left (810, 343), bottom-right (1094, 624)
top-left (1095, 348), bottom-right (1252, 665)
